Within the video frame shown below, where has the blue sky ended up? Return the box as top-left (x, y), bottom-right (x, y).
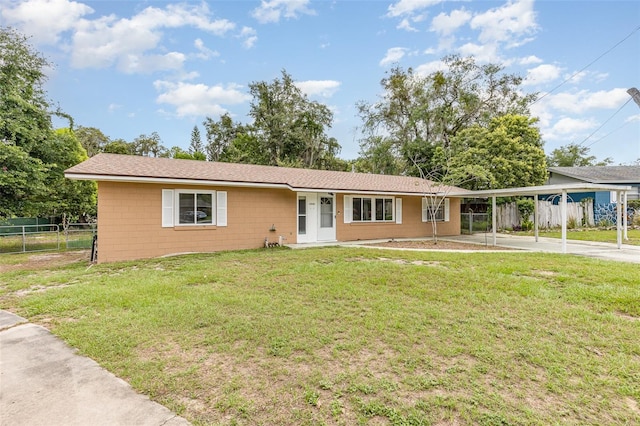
top-left (1, 0), bottom-right (639, 164)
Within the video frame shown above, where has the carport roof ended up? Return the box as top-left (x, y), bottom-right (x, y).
top-left (452, 183), bottom-right (634, 198)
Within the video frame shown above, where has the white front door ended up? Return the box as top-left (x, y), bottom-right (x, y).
top-left (317, 194), bottom-right (336, 241)
top-left (297, 193), bottom-right (335, 242)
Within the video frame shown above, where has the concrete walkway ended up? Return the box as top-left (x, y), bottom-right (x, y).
top-left (0, 311), bottom-right (190, 426)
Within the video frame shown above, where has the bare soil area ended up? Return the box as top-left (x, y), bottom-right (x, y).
top-left (0, 250), bottom-right (90, 273)
top-left (369, 240), bottom-right (515, 250)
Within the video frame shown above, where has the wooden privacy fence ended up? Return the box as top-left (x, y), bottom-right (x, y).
top-left (496, 200), bottom-right (594, 230)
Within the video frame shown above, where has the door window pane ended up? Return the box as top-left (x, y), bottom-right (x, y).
top-left (320, 197), bottom-right (333, 228)
top-left (298, 197), bottom-right (306, 234)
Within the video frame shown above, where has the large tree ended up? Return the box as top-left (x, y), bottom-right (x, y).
top-left (32, 128), bottom-right (96, 218)
top-left (0, 143), bottom-right (48, 217)
top-left (0, 27), bottom-right (51, 153)
top-left (248, 70), bottom-right (340, 169)
top-left (75, 126), bottom-right (110, 157)
top-left (202, 71), bottom-right (342, 170)
top-left (203, 113), bottom-right (242, 162)
top-left (0, 27), bottom-right (96, 219)
top-left (132, 132), bottom-right (166, 157)
top-left (189, 125), bottom-right (204, 157)
top-left (547, 143), bottom-right (613, 167)
top-left (447, 115), bottom-right (547, 190)
top-left (357, 55), bottom-right (535, 175)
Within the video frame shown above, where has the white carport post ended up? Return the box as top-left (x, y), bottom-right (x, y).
top-left (534, 193), bottom-right (539, 242)
top-left (623, 191), bottom-right (628, 241)
top-left (492, 195), bottom-right (497, 246)
top-left (617, 191), bottom-right (623, 249)
top-left (561, 190), bottom-right (567, 254)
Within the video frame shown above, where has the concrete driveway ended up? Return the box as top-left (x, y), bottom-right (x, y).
top-left (0, 311), bottom-right (190, 426)
top-left (443, 233), bottom-right (640, 264)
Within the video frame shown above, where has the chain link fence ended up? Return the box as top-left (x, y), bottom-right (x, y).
top-left (0, 223), bottom-right (96, 254)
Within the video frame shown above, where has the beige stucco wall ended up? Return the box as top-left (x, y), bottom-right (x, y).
top-left (336, 194), bottom-right (460, 241)
top-left (96, 182), bottom-right (461, 263)
top-left (97, 181), bottom-right (296, 263)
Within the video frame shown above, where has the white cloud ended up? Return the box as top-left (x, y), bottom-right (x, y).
top-left (295, 80), bottom-right (341, 98)
top-left (70, 3), bottom-right (234, 70)
top-left (0, 0), bottom-right (93, 44)
top-left (128, 3), bottom-right (235, 36)
top-left (625, 114), bottom-right (640, 123)
top-left (543, 89), bottom-right (630, 114)
top-left (550, 117), bottom-right (596, 135)
top-left (120, 52), bottom-right (186, 74)
top-left (154, 80), bottom-right (251, 117)
top-left (457, 42), bottom-right (501, 63)
top-left (251, 0), bottom-right (315, 24)
top-left (387, 0), bottom-right (443, 18)
top-left (108, 103), bottom-right (121, 113)
top-left (380, 47), bottom-right (408, 67)
top-left (194, 39), bottom-right (219, 60)
top-left (522, 64), bottom-right (563, 86)
top-left (430, 9), bottom-right (471, 36)
top-left (469, 0), bottom-right (537, 45)
top-left (239, 27), bottom-right (258, 49)
top-left (519, 55), bottom-right (543, 65)
top-left (9, 2), bottom-right (237, 73)
top-left (414, 59), bottom-right (445, 76)
top-left (397, 18), bottom-right (418, 32)
top-left (561, 70), bottom-right (608, 85)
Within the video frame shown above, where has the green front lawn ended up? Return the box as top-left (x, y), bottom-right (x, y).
top-left (1, 248), bottom-right (639, 425)
top-left (515, 228), bottom-right (640, 246)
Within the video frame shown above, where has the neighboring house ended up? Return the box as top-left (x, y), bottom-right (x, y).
top-left (547, 166), bottom-right (640, 203)
top-left (65, 154), bottom-right (463, 263)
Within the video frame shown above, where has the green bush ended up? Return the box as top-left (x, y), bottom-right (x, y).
top-left (521, 219), bottom-right (533, 231)
top-left (567, 216), bottom-right (580, 229)
top-left (516, 198), bottom-right (535, 221)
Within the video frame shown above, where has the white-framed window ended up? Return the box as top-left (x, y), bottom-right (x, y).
top-left (162, 189), bottom-right (227, 227)
top-left (421, 198), bottom-right (450, 222)
top-left (350, 197), bottom-right (394, 222)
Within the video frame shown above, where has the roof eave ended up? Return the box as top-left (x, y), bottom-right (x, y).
top-left (64, 173), bottom-right (449, 196)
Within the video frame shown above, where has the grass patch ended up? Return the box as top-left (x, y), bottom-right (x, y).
top-left (1, 247), bottom-right (639, 425)
top-left (515, 228), bottom-right (640, 246)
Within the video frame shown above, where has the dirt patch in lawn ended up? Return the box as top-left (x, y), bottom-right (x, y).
top-left (368, 240), bottom-right (516, 251)
top-left (0, 250), bottom-right (90, 273)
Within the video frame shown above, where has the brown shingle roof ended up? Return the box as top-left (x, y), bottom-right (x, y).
top-left (65, 153), bottom-right (463, 195)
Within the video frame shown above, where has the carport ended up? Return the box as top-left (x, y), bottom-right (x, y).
top-left (454, 183), bottom-right (633, 253)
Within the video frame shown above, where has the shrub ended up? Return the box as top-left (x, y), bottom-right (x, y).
top-left (516, 199), bottom-right (535, 221)
top-left (567, 216), bottom-right (580, 229)
top-left (598, 218), bottom-right (614, 228)
top-left (521, 219), bottom-right (534, 231)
